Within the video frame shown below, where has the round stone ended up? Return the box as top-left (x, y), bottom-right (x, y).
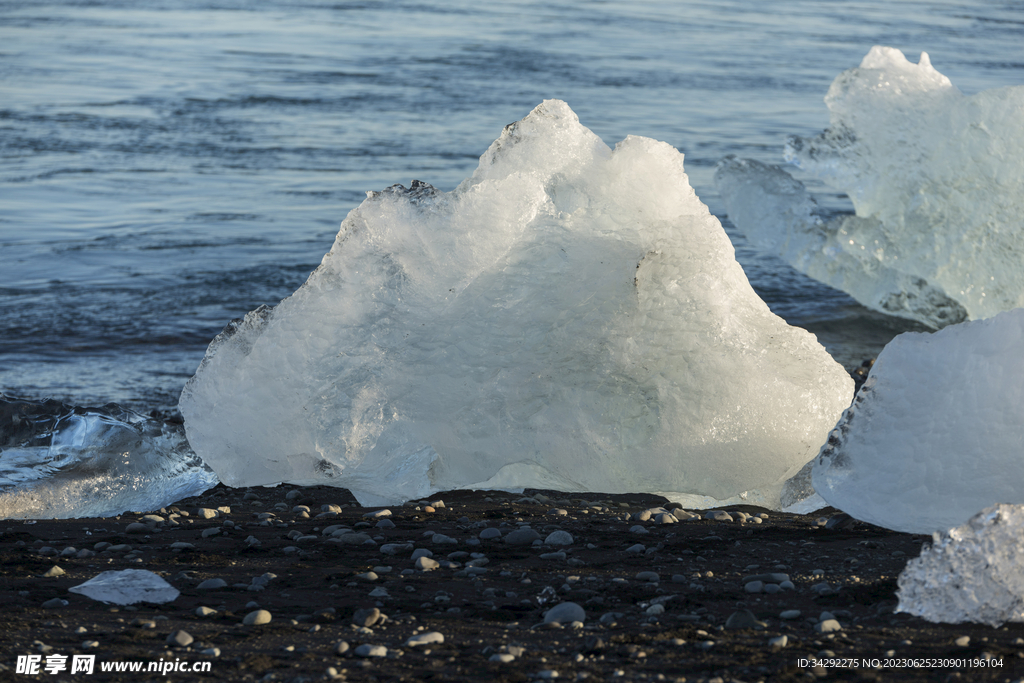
top-left (405, 631), bottom-right (444, 647)
top-left (166, 630), bottom-right (193, 647)
top-left (354, 644), bottom-right (388, 657)
top-left (544, 602), bottom-right (586, 625)
top-left (243, 610), bottom-right (272, 626)
top-left (504, 528), bottom-right (541, 545)
top-left (545, 530), bottom-right (574, 545)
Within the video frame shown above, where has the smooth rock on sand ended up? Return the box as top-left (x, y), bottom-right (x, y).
top-left (179, 99), bottom-right (852, 509)
top-left (544, 602), bottom-right (586, 625)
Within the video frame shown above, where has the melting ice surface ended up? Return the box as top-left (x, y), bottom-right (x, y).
top-left (897, 504), bottom-right (1024, 627)
top-left (0, 396), bottom-right (218, 519)
top-left (180, 100), bottom-right (853, 507)
top-left (812, 308), bottom-right (1024, 534)
top-left (715, 46), bottom-right (1024, 329)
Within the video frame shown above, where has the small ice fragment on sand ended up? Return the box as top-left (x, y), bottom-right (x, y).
top-left (69, 569), bottom-right (179, 605)
top-left (897, 504), bottom-right (1024, 627)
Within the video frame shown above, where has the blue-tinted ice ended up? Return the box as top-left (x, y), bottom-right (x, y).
top-left (0, 396), bottom-right (218, 519)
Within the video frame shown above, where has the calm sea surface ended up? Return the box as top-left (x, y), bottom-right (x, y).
top-left (2, 0), bottom-right (1021, 411)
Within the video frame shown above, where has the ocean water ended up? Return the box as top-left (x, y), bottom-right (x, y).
top-left (2, 0), bottom-right (1021, 413)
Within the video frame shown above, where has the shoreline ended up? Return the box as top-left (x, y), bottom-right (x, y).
top-left (2, 484), bottom-right (1021, 682)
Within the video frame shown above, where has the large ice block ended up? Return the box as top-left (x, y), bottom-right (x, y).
top-left (812, 308), bottom-right (1024, 534)
top-left (0, 396), bottom-right (218, 519)
top-left (715, 46), bottom-right (1024, 328)
top-left (897, 504), bottom-right (1024, 627)
top-left (180, 100), bottom-right (853, 506)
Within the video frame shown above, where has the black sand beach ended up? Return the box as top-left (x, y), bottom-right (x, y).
top-left (2, 484), bottom-right (1021, 683)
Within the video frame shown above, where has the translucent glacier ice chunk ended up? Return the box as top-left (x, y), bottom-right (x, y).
top-left (715, 46), bottom-right (1024, 328)
top-left (180, 100), bottom-right (853, 506)
top-left (69, 569), bottom-right (179, 605)
top-left (812, 308), bottom-right (1024, 534)
top-left (897, 504), bottom-right (1024, 627)
top-left (0, 396), bottom-right (218, 519)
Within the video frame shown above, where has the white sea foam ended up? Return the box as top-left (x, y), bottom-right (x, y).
top-left (180, 100), bottom-right (852, 507)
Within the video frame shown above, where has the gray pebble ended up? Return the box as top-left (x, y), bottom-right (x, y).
top-left (768, 635), bottom-right (788, 650)
top-left (628, 525), bottom-right (649, 534)
top-left (815, 619), bottom-right (842, 633)
top-left (352, 607), bottom-right (381, 627)
top-left (197, 578), bottom-right (227, 590)
top-left (41, 598), bottom-right (67, 609)
top-left (380, 542), bottom-right (413, 555)
top-left (125, 523), bottom-right (149, 534)
top-left (544, 602), bottom-right (586, 624)
top-left (354, 644), bottom-right (387, 658)
top-left (405, 631), bottom-right (444, 647)
top-left (780, 610), bottom-right (801, 619)
top-left (195, 607), bottom-right (217, 617)
top-left (504, 528), bottom-right (540, 545)
top-left (705, 510), bottom-right (733, 522)
top-left (415, 556), bottom-right (440, 571)
top-left (545, 530), bottom-right (573, 545)
top-left (333, 532), bottom-right (372, 545)
top-left (490, 653), bottom-right (515, 663)
top-left (166, 630), bottom-right (193, 647)
top-left (479, 528), bottom-right (502, 540)
top-left (724, 609), bottom-right (766, 630)
top-left (243, 610), bottom-right (272, 626)
top-left (42, 566), bottom-right (65, 578)
top-left (335, 641), bottom-right (350, 655)
top-left (635, 571), bottom-right (659, 582)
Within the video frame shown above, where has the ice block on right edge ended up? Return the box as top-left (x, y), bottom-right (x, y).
top-left (812, 308), bottom-right (1024, 535)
